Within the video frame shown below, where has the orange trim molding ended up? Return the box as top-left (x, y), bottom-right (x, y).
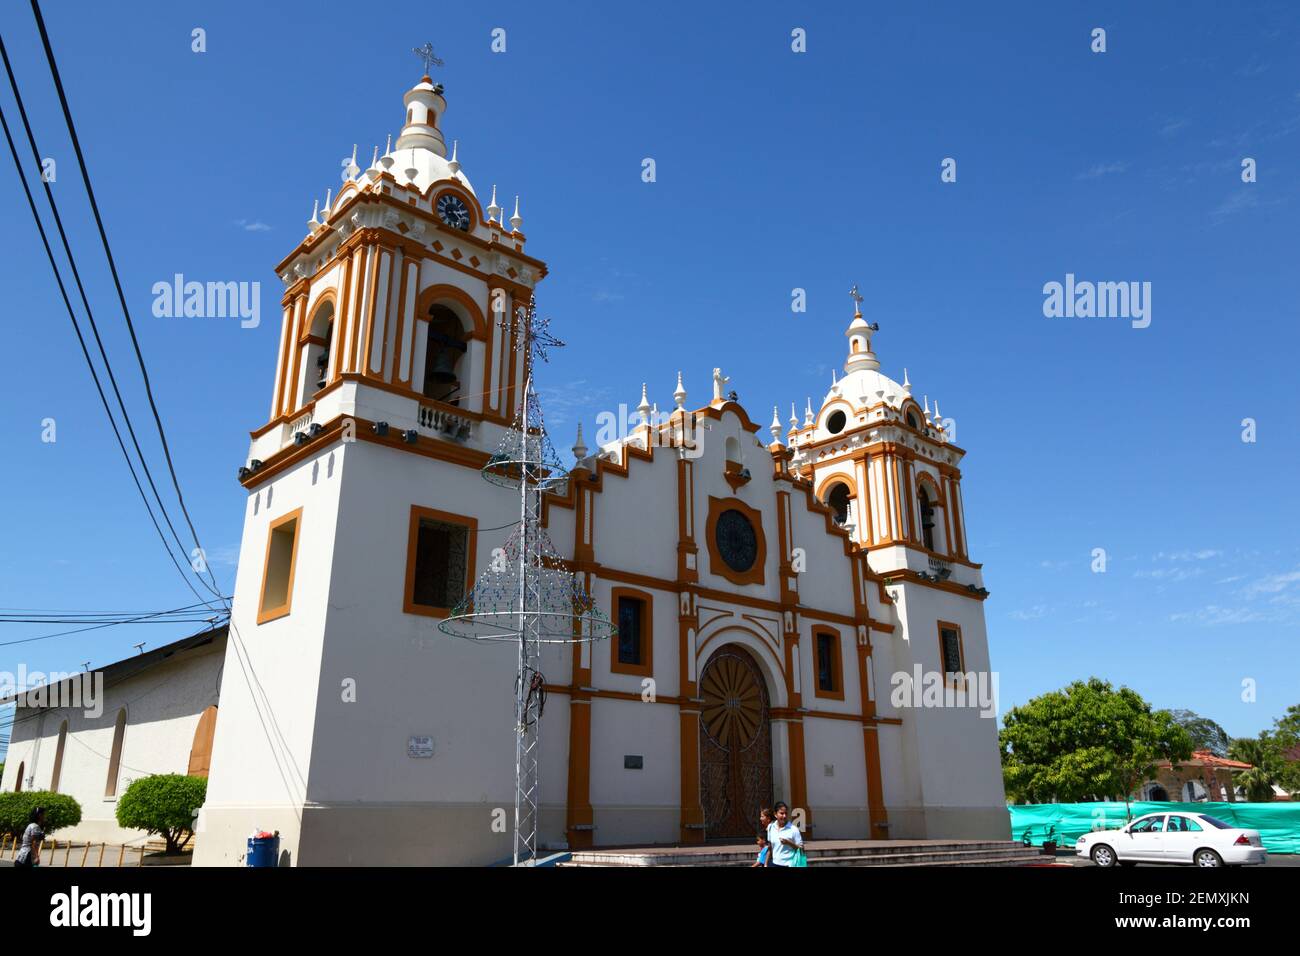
top-left (403, 505), bottom-right (479, 619)
top-left (609, 586), bottom-right (654, 678)
top-left (704, 496), bottom-right (767, 587)
top-left (812, 627), bottom-right (846, 701)
top-left (256, 507), bottom-right (303, 624)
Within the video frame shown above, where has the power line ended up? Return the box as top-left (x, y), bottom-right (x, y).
top-left (0, 94), bottom-right (213, 607)
top-left (0, 603), bottom-right (228, 649)
top-left (29, 0), bottom-right (223, 602)
top-left (0, 31), bottom-right (223, 607)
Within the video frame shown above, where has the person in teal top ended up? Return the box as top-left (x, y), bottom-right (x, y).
top-left (752, 807), bottom-right (774, 867)
top-left (766, 802), bottom-right (803, 867)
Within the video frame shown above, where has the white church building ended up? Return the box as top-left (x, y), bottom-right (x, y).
top-left (192, 71), bottom-right (1008, 866)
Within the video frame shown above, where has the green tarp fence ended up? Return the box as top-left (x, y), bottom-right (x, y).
top-left (1009, 802), bottom-right (1300, 854)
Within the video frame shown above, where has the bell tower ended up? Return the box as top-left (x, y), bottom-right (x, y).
top-left (197, 67), bottom-right (552, 865)
top-left (256, 71), bottom-right (547, 468)
top-left (783, 287), bottom-right (1005, 839)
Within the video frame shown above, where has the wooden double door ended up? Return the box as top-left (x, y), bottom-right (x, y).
top-left (698, 644), bottom-right (773, 839)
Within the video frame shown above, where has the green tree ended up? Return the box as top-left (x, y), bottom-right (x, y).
top-left (999, 678), bottom-right (1193, 818)
top-left (1272, 704), bottom-right (1300, 747)
top-left (0, 791), bottom-right (82, 837)
top-left (114, 774), bottom-right (206, 854)
top-left (1228, 734), bottom-right (1283, 802)
top-left (1169, 709), bottom-right (1231, 757)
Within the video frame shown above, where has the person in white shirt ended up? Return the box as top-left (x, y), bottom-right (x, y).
top-left (765, 801), bottom-right (803, 867)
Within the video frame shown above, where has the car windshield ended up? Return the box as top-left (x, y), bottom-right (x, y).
top-left (1198, 815), bottom-right (1233, 830)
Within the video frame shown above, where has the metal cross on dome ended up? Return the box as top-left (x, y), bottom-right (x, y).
top-left (413, 42), bottom-right (444, 75)
top-left (849, 283), bottom-right (863, 310)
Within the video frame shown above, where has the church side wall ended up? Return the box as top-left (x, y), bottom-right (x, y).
top-left (3, 643), bottom-right (223, 846)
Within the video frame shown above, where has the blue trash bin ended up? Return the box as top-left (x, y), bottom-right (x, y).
top-left (246, 834), bottom-right (279, 867)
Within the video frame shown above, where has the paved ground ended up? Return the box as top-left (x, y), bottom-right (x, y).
top-left (1064, 850), bottom-right (1299, 867)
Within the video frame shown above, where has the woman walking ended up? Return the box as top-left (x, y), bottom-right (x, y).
top-left (765, 802), bottom-right (804, 868)
top-left (14, 806), bottom-right (46, 868)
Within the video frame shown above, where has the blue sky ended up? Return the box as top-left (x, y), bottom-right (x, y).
top-left (1, 0), bottom-right (1297, 754)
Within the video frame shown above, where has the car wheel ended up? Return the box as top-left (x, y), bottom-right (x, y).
top-left (1090, 844), bottom-right (1117, 868)
top-left (1194, 849), bottom-right (1222, 868)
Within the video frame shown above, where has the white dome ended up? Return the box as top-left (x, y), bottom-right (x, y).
top-left (825, 368), bottom-right (907, 412)
top-left (383, 147), bottom-right (476, 199)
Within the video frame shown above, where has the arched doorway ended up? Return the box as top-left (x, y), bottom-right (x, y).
top-left (699, 644), bottom-right (773, 839)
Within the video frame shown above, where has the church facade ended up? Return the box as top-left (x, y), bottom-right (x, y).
top-left (193, 73), bottom-right (1007, 866)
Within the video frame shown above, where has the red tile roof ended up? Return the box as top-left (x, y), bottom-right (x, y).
top-left (1156, 750), bottom-right (1252, 770)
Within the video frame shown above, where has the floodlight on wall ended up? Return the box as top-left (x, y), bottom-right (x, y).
top-left (238, 466), bottom-right (252, 481)
top-left (309, 423), bottom-right (325, 437)
top-left (249, 459), bottom-right (264, 471)
top-left (373, 421), bottom-right (389, 437)
top-left (294, 431), bottom-right (309, 445)
top-left (403, 429), bottom-right (419, 444)
top-left (937, 567), bottom-right (952, 581)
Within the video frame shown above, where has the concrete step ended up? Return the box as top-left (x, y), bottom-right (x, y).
top-left (564, 840), bottom-right (1045, 868)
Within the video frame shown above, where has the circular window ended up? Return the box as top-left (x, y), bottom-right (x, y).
top-left (715, 509), bottom-right (758, 573)
top-left (826, 410), bottom-right (847, 434)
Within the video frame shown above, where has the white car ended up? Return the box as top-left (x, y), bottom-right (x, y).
top-left (1076, 811), bottom-right (1267, 868)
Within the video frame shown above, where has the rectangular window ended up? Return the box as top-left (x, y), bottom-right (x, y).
top-left (617, 597), bottom-right (643, 665)
top-left (404, 507), bottom-right (477, 618)
top-left (610, 588), bottom-right (653, 677)
top-left (258, 508), bottom-right (302, 624)
top-left (939, 622), bottom-right (964, 676)
top-left (813, 629), bottom-right (844, 700)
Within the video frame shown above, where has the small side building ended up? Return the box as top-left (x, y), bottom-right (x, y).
top-left (1144, 750), bottom-right (1251, 803)
top-left (0, 627), bottom-right (226, 844)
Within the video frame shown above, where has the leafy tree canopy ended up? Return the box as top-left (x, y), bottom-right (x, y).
top-left (1169, 709), bottom-right (1232, 757)
top-left (115, 774), bottom-right (206, 854)
top-left (1000, 678), bottom-right (1193, 806)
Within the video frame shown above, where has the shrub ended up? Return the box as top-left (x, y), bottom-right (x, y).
top-left (115, 774), bottom-right (207, 854)
top-left (0, 791), bottom-right (82, 837)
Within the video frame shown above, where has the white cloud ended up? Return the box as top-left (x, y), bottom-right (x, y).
top-left (1076, 161), bottom-right (1128, 180)
top-left (235, 219), bottom-right (273, 232)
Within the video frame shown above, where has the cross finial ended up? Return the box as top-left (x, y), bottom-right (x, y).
top-left (413, 42), bottom-right (444, 76)
top-left (849, 283), bottom-right (863, 313)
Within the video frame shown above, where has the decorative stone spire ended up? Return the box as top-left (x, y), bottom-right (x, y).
top-left (380, 134), bottom-right (395, 171)
top-left (572, 423), bottom-right (588, 460)
top-left (636, 383), bottom-right (651, 425)
top-left (902, 368), bottom-right (912, 396)
top-left (789, 402), bottom-right (798, 433)
top-left (308, 198), bottom-right (320, 229)
top-left (322, 188), bottom-right (332, 220)
top-left (844, 283), bottom-right (881, 374)
top-left (366, 146), bottom-right (381, 182)
top-left (487, 184), bottom-right (502, 223)
top-left (403, 149), bottom-right (419, 184)
top-left (923, 395), bottom-right (931, 422)
top-left (343, 144), bottom-right (359, 181)
top-left (673, 371), bottom-right (687, 410)
top-left (770, 407), bottom-right (782, 444)
top-left (804, 397), bottom-right (814, 427)
top-left (394, 75), bottom-right (448, 157)
top-left (448, 139), bottom-right (460, 174)
top-left (510, 195), bottom-right (523, 232)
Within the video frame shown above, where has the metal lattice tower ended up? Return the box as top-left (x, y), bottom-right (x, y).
top-left (438, 304), bottom-right (615, 865)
